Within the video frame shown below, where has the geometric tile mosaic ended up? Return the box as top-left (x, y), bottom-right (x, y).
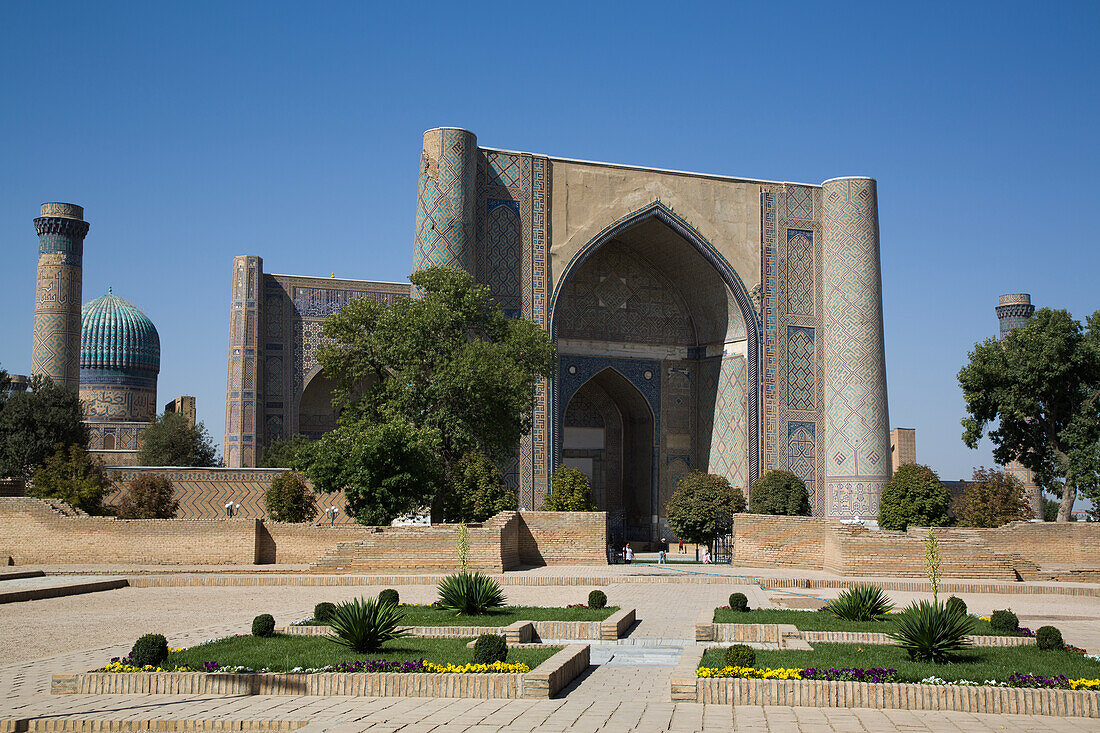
top-left (786, 326), bottom-right (815, 411)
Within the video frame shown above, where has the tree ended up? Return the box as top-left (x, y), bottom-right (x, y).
top-left (542, 466), bottom-right (597, 511)
top-left (264, 471), bottom-right (317, 523)
top-left (439, 450), bottom-right (517, 523)
top-left (138, 412), bottom-right (218, 467)
top-left (878, 463), bottom-right (952, 530)
top-left (27, 445), bottom-right (112, 514)
top-left (308, 417), bottom-right (441, 525)
top-left (749, 470), bottom-right (811, 516)
top-left (953, 467), bottom-right (1032, 528)
top-left (0, 375), bottom-right (86, 479)
top-left (316, 267), bottom-right (554, 495)
top-left (259, 435), bottom-right (315, 470)
top-left (959, 307), bottom-right (1100, 521)
top-left (116, 474), bottom-right (178, 519)
top-left (666, 472), bottom-right (745, 547)
top-left (1041, 495), bottom-right (1076, 522)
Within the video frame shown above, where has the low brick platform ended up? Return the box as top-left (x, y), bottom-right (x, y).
top-left (0, 721), bottom-right (307, 732)
top-left (51, 644), bottom-right (590, 700)
top-left (671, 645), bottom-right (1100, 716)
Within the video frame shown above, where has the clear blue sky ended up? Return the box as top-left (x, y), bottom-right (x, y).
top-left (1, 2), bottom-right (1097, 482)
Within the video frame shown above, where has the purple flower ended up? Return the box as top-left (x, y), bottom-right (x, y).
top-left (802, 667), bottom-right (899, 683)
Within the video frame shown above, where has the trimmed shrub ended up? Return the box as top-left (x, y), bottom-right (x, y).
top-left (724, 644), bottom-right (756, 668)
top-left (890, 600), bottom-right (974, 663)
top-left (379, 589), bottom-right (400, 607)
top-left (828, 585), bottom-right (894, 622)
top-left (877, 464), bottom-right (951, 530)
top-left (1036, 625), bottom-right (1064, 651)
top-left (666, 472), bottom-right (745, 547)
top-left (990, 609), bottom-right (1019, 634)
top-left (437, 571), bottom-right (507, 615)
top-left (116, 474), bottom-right (178, 519)
top-left (252, 614), bottom-right (276, 638)
top-left (313, 602), bottom-right (337, 623)
top-left (945, 596), bottom-right (967, 618)
top-left (264, 471), bottom-right (318, 523)
top-left (473, 633), bottom-right (509, 664)
top-left (729, 592), bottom-right (749, 612)
top-left (328, 597), bottom-right (409, 653)
top-left (749, 470), bottom-right (811, 516)
top-left (588, 590), bottom-right (608, 609)
top-left (130, 633), bottom-right (169, 667)
top-left (543, 466), bottom-right (597, 511)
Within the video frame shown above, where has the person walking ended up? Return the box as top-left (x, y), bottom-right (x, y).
top-left (702, 546), bottom-right (712, 564)
top-left (624, 543), bottom-right (634, 564)
top-left (658, 547), bottom-right (667, 564)
top-left (678, 538), bottom-right (685, 555)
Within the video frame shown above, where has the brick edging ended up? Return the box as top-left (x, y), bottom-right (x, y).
top-left (0, 721), bottom-right (308, 732)
top-left (50, 644), bottom-right (591, 699)
top-left (699, 621), bottom-right (1037, 648)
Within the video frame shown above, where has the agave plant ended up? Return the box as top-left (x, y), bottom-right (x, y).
top-left (327, 596), bottom-right (409, 653)
top-left (437, 571), bottom-right (506, 615)
top-left (828, 584), bottom-right (895, 621)
top-left (889, 599), bottom-right (974, 663)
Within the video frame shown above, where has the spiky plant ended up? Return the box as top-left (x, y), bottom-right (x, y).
top-left (828, 585), bottom-right (895, 621)
top-left (889, 600), bottom-right (974, 663)
top-left (437, 571), bottom-right (506, 615)
top-left (326, 596), bottom-right (409, 653)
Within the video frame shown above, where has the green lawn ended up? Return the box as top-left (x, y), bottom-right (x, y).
top-left (713, 609), bottom-right (1018, 636)
top-left (166, 635), bottom-right (559, 672)
top-left (302, 605), bottom-right (616, 627)
top-left (700, 643), bottom-right (1100, 683)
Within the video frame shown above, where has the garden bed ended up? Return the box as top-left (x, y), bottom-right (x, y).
top-left (712, 609), bottom-right (1024, 636)
top-left (297, 605), bottom-right (618, 626)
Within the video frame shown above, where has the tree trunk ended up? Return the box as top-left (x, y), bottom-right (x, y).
top-left (1058, 483), bottom-right (1076, 522)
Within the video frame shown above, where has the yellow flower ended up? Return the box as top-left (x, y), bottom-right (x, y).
top-left (696, 665), bottom-right (803, 680)
top-left (1069, 678), bottom-right (1100, 690)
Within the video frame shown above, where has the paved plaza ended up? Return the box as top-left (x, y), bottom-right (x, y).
top-left (3, 565), bottom-right (1100, 731)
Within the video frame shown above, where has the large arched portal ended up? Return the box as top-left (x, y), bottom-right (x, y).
top-left (553, 204), bottom-right (756, 543)
top-left (297, 369), bottom-right (340, 438)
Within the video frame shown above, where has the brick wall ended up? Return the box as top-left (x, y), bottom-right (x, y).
top-left (516, 511), bottom-right (607, 566)
top-left (257, 523), bottom-right (374, 564)
top-left (733, 514), bottom-right (826, 568)
top-left (0, 498), bottom-right (256, 565)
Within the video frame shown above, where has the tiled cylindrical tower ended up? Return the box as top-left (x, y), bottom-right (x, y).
top-left (414, 127), bottom-right (477, 272)
top-left (996, 293), bottom-right (1035, 339)
top-left (821, 177), bottom-right (891, 518)
top-left (32, 203), bottom-right (88, 391)
top-left (224, 255), bottom-right (264, 468)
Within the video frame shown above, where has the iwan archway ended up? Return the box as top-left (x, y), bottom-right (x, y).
top-left (550, 202), bottom-right (759, 543)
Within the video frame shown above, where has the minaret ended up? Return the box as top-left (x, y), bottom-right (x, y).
top-left (414, 127), bottom-right (477, 272)
top-left (32, 203), bottom-right (88, 391)
top-left (821, 177), bottom-right (891, 518)
top-left (996, 293), bottom-right (1042, 518)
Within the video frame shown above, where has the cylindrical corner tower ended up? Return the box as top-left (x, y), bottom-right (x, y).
top-left (224, 255), bottom-right (264, 468)
top-left (996, 293), bottom-right (1035, 339)
top-left (821, 177), bottom-right (891, 518)
top-left (33, 203), bottom-right (88, 391)
top-left (414, 127), bottom-right (477, 272)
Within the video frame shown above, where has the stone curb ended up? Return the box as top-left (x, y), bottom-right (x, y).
top-left (49, 644), bottom-right (590, 699)
top-left (0, 578), bottom-right (128, 604)
top-left (0, 721), bottom-right (308, 732)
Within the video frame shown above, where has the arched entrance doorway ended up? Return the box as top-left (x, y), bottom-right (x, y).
top-left (551, 202), bottom-right (758, 543)
top-left (298, 369), bottom-right (340, 438)
top-left (562, 367), bottom-right (655, 542)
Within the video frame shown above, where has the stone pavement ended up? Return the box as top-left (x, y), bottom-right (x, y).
top-left (3, 571), bottom-right (1100, 731)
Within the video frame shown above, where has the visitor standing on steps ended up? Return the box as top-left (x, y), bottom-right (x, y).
top-left (624, 543), bottom-right (634, 564)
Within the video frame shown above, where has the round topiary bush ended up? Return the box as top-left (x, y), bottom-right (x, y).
top-left (314, 602), bottom-right (337, 623)
top-left (729, 592), bottom-right (749, 612)
top-left (252, 613), bottom-right (276, 638)
top-left (473, 633), bottom-right (508, 664)
top-left (724, 644), bottom-right (756, 668)
top-left (989, 609), bottom-right (1019, 634)
top-left (877, 464), bottom-right (951, 531)
top-left (379, 589), bottom-right (400, 607)
top-left (588, 589), bottom-right (607, 609)
top-left (1036, 625), bottom-right (1064, 651)
top-left (945, 596), bottom-right (967, 617)
top-left (749, 470), bottom-right (811, 516)
top-left (130, 633), bottom-right (168, 668)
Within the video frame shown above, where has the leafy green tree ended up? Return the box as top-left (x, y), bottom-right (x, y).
top-left (308, 417), bottom-right (441, 525)
top-left (953, 467), bottom-right (1032, 528)
top-left (28, 445), bottom-right (112, 514)
top-left (0, 374), bottom-right (86, 479)
top-left (138, 411), bottom-right (218, 467)
top-left (542, 466), bottom-right (597, 511)
top-left (260, 435), bottom-right (315, 470)
top-left (878, 463), bottom-right (952, 530)
top-left (439, 450), bottom-right (517, 523)
top-left (749, 470), bottom-right (811, 516)
top-left (316, 266), bottom-right (554, 489)
top-left (116, 474), bottom-right (178, 519)
top-left (264, 471), bottom-right (318, 523)
top-left (959, 307), bottom-right (1100, 521)
top-left (665, 472), bottom-right (745, 547)
top-left (1041, 494), bottom-right (1077, 522)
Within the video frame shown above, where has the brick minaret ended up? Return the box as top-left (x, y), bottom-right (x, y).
top-left (32, 203), bottom-right (88, 391)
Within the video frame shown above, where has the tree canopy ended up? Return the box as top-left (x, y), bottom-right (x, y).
top-left (878, 463), bottom-right (952, 531)
top-left (958, 307), bottom-right (1100, 521)
top-left (138, 412), bottom-right (218, 467)
top-left (542, 466), bottom-right (597, 512)
top-left (953, 467), bottom-right (1032, 528)
top-left (0, 374), bottom-right (86, 480)
top-left (439, 450), bottom-right (517, 523)
top-left (28, 445), bottom-right (112, 514)
top-left (260, 435), bottom-right (315, 470)
top-left (665, 472), bottom-right (745, 546)
top-left (749, 470), bottom-right (811, 516)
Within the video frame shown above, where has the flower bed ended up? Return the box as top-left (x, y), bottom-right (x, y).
top-left (713, 608), bottom-right (1022, 636)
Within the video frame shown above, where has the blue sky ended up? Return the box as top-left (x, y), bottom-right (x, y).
top-left (1, 2), bottom-right (1097, 482)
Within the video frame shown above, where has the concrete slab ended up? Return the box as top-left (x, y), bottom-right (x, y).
top-left (0, 575), bottom-right (127, 603)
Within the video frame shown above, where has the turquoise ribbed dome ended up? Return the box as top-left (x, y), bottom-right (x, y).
top-left (80, 290), bottom-right (160, 374)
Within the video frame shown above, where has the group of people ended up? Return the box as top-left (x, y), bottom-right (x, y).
top-left (620, 537), bottom-right (697, 564)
